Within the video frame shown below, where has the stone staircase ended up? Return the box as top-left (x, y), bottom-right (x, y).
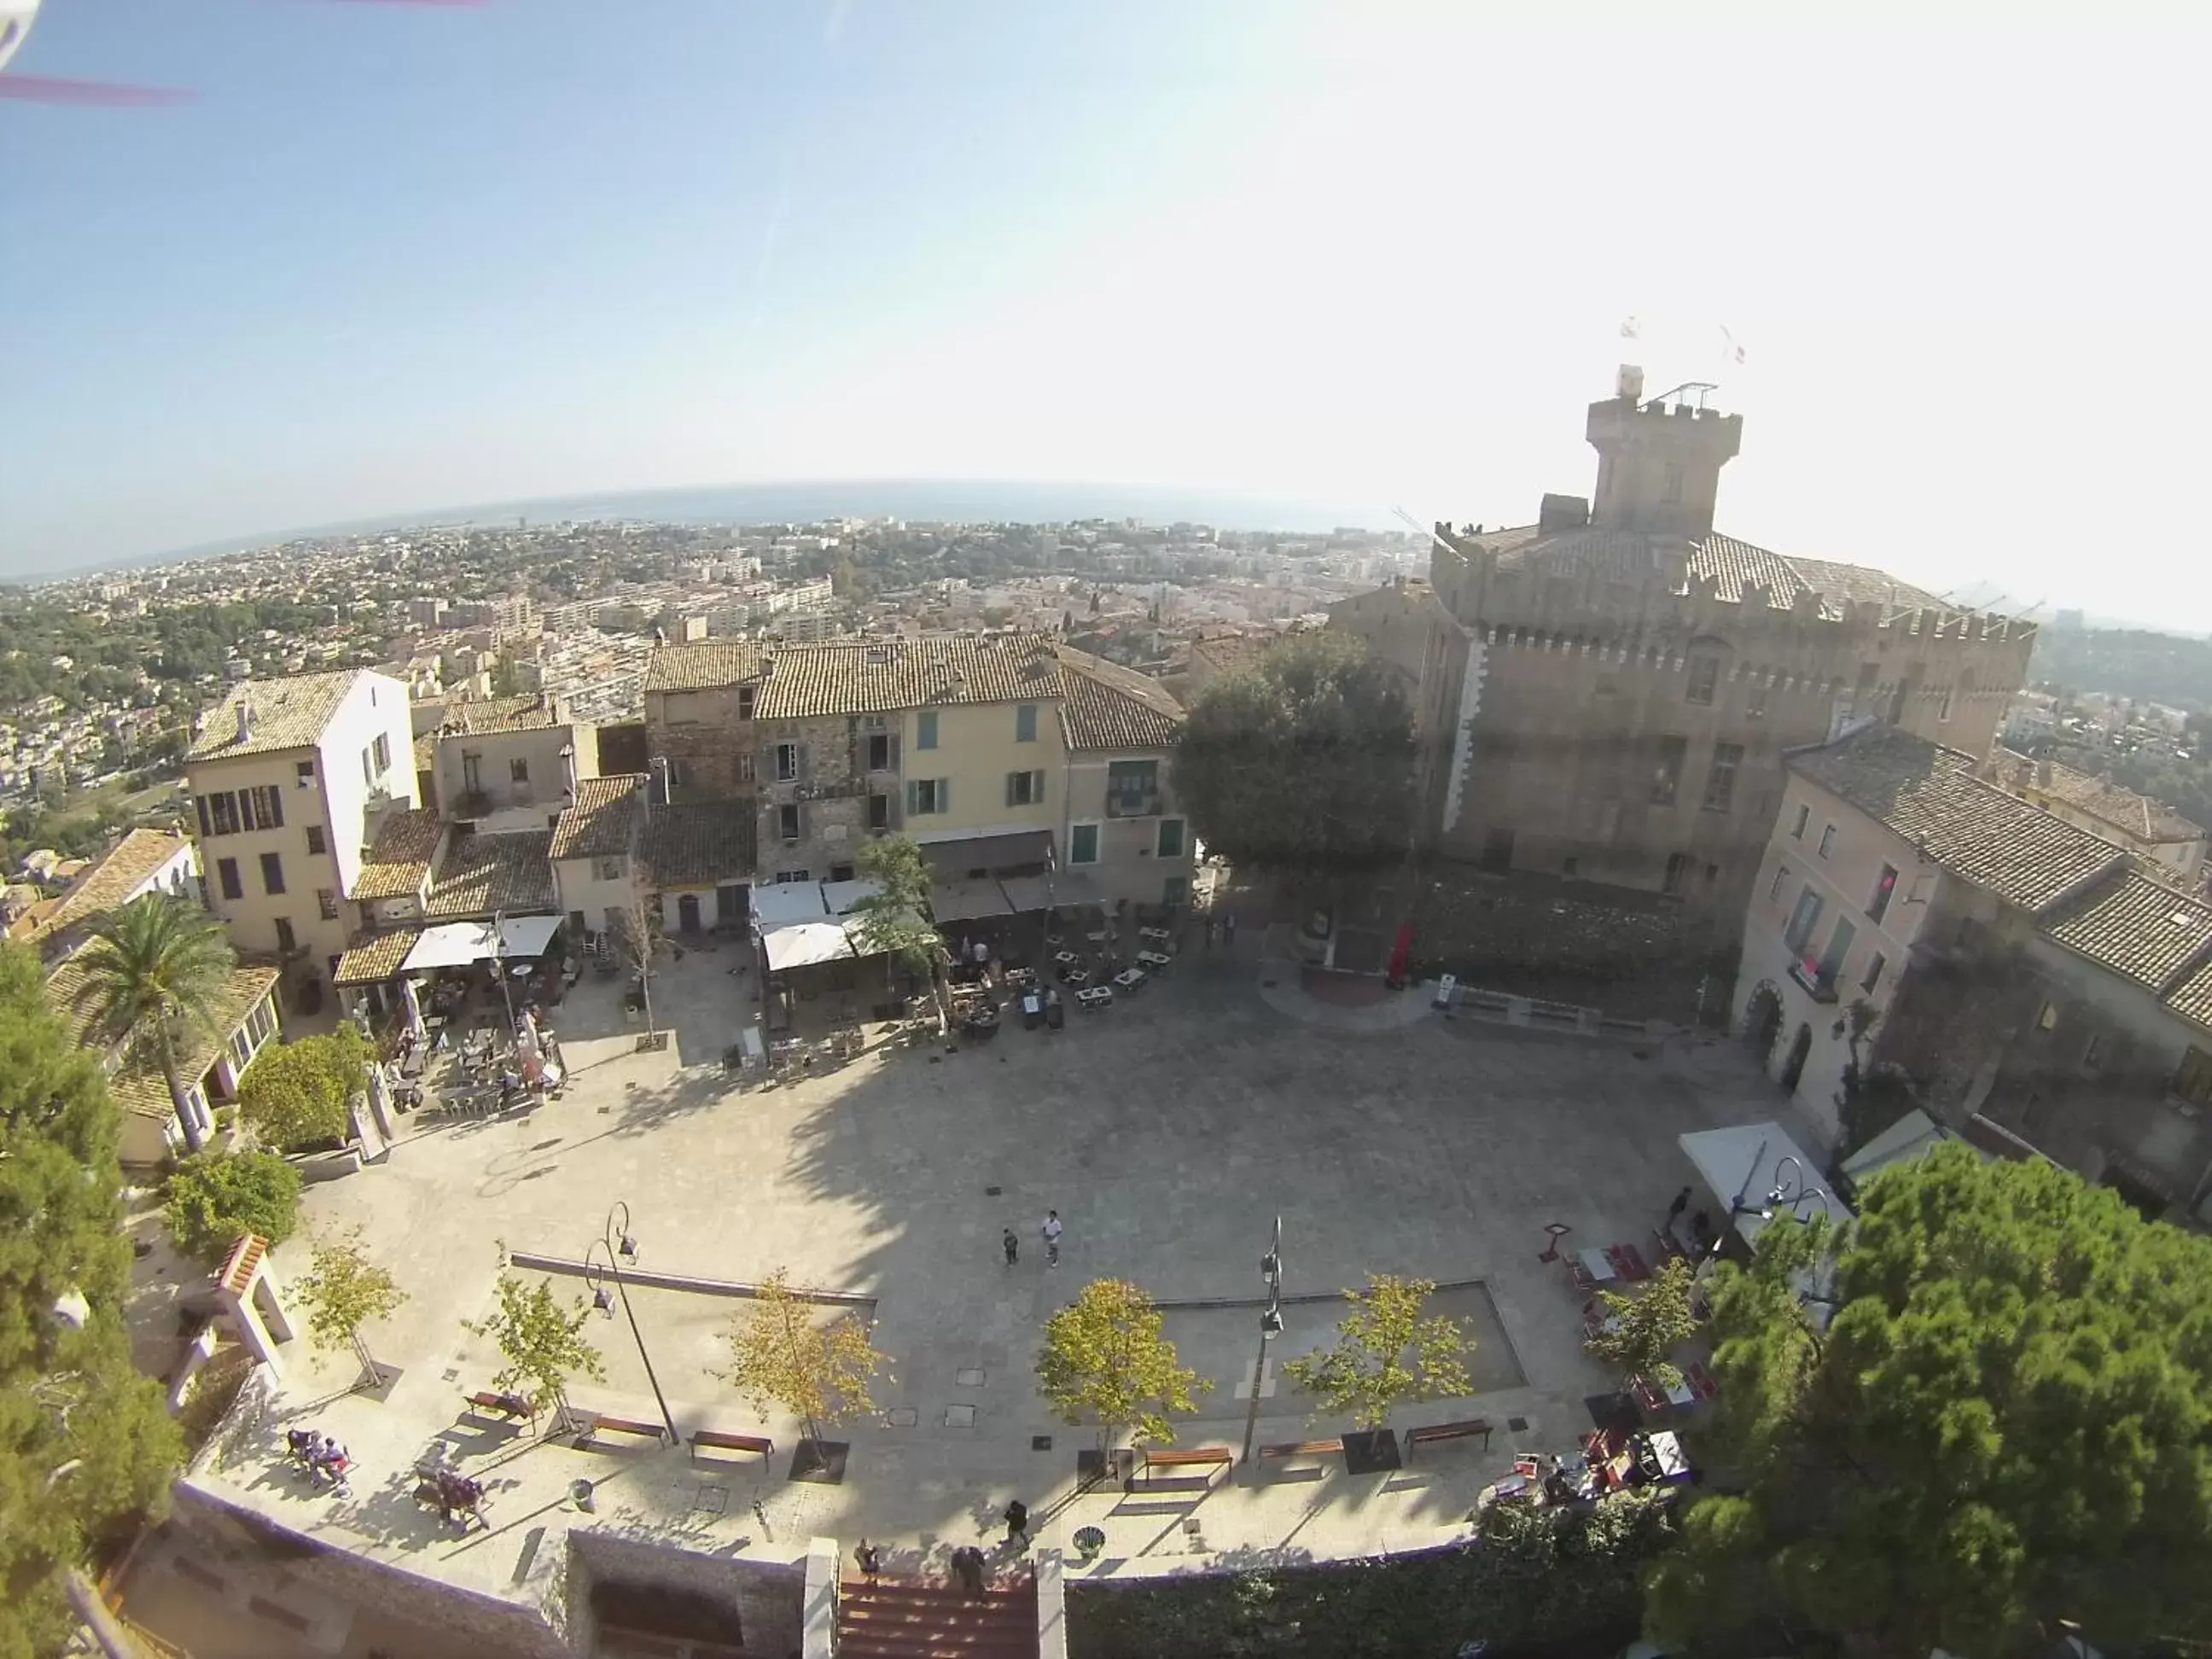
top-left (835, 1571), bottom-right (1037, 1659)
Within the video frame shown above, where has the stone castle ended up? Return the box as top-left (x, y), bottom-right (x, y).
top-left (1330, 369), bottom-right (2037, 925)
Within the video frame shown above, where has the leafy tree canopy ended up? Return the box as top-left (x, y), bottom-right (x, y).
top-left (1584, 1256), bottom-right (1699, 1392)
top-left (1282, 1273), bottom-right (1473, 1430)
top-left (1037, 1278), bottom-right (1209, 1449)
top-left (466, 1269), bottom-right (605, 1421)
top-left (716, 1266), bottom-right (888, 1442)
top-left (1171, 632), bottom-right (1415, 874)
top-left (0, 945), bottom-right (183, 1657)
top-left (294, 1230), bottom-right (407, 1382)
top-left (164, 1150), bottom-right (302, 1265)
top-left (848, 834), bottom-right (946, 991)
top-left (1645, 1144), bottom-right (2212, 1658)
top-left (238, 1027), bottom-right (368, 1152)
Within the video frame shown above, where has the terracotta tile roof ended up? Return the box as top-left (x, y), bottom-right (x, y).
top-left (45, 961), bottom-right (282, 1121)
top-left (333, 926), bottom-right (423, 986)
top-left (351, 809), bottom-right (443, 901)
top-left (754, 635), bottom-right (1064, 719)
top-left (439, 695), bottom-right (564, 735)
top-left (1991, 748), bottom-right (2204, 846)
top-left (2164, 957), bottom-right (2212, 1032)
top-left (189, 670), bottom-right (364, 760)
top-left (2040, 869), bottom-right (2212, 991)
top-left (638, 800), bottom-right (758, 889)
top-left (550, 775), bottom-right (644, 861)
top-left (1490, 527), bottom-right (1943, 618)
top-left (1057, 649), bottom-right (1185, 753)
top-left (1789, 725), bottom-right (2124, 912)
top-left (644, 642), bottom-right (765, 693)
top-left (424, 830), bottom-right (556, 917)
top-left (32, 829), bottom-right (191, 939)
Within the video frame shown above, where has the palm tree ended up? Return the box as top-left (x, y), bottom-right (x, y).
top-left (73, 893), bottom-right (236, 1153)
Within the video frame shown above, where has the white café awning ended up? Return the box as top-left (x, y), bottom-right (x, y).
top-left (751, 882), bottom-right (830, 929)
top-left (820, 878), bottom-right (885, 916)
top-left (400, 915), bottom-right (562, 972)
top-left (762, 920), bottom-right (856, 974)
top-left (1678, 1121), bottom-right (1847, 1250)
top-left (930, 877), bottom-right (1014, 923)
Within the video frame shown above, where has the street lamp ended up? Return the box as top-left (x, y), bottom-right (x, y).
top-left (581, 1200), bottom-right (679, 1445)
top-left (1240, 1215), bottom-right (1285, 1465)
top-left (492, 909), bottom-right (519, 1033)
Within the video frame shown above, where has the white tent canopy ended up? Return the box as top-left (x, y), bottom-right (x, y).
top-left (761, 920), bottom-right (857, 974)
top-left (1678, 1121), bottom-right (1846, 1250)
top-left (820, 878), bottom-right (885, 916)
top-left (751, 882), bottom-right (830, 929)
top-left (1837, 1109), bottom-right (1982, 1190)
top-left (400, 915), bottom-right (561, 972)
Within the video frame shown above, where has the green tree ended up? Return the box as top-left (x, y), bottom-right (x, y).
top-left (1831, 997), bottom-right (1914, 1155)
top-left (846, 833), bottom-right (949, 1027)
top-left (294, 1230), bottom-right (408, 1389)
top-left (0, 945), bottom-right (184, 1658)
top-left (466, 1270), bottom-right (605, 1431)
top-left (1172, 631), bottom-right (1415, 876)
top-left (1644, 1144), bottom-right (2212, 1657)
top-left (715, 1267), bottom-right (888, 1444)
top-left (1583, 1255), bottom-right (1699, 1392)
top-left (1281, 1272), bottom-right (1473, 1431)
top-left (163, 1150), bottom-right (302, 1265)
top-left (237, 1027), bottom-right (369, 1151)
top-left (69, 892), bottom-right (236, 1154)
top-left (1037, 1278), bottom-right (1210, 1451)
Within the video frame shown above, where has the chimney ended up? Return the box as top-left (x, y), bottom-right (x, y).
top-left (236, 696), bottom-right (254, 742)
top-left (2037, 760), bottom-right (2053, 788)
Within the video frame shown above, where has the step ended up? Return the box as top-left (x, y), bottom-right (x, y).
top-left (840, 1605), bottom-right (1034, 1636)
top-left (836, 1638), bottom-right (1036, 1659)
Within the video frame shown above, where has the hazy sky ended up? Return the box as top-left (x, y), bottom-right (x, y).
top-left (3, 3), bottom-right (2207, 626)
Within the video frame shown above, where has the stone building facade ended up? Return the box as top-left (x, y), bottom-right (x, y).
top-left (1330, 373), bottom-right (2038, 928)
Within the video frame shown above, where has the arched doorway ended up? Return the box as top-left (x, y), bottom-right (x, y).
top-left (1779, 1022), bottom-right (1813, 1092)
top-left (1743, 981), bottom-right (1784, 1064)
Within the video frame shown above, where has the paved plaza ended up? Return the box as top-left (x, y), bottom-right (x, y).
top-left (143, 929), bottom-right (1804, 1649)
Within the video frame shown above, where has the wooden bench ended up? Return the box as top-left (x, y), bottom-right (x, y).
top-left (1136, 1445), bottom-right (1233, 1487)
top-left (1257, 1438), bottom-right (1343, 1465)
top-left (1404, 1418), bottom-right (1493, 1457)
top-left (463, 1390), bottom-right (534, 1424)
top-left (690, 1429), bottom-right (775, 1466)
top-left (575, 1413), bottom-right (669, 1449)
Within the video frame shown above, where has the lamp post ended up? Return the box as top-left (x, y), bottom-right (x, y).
top-left (1239, 1215), bottom-right (1285, 1465)
top-left (492, 909), bottom-right (519, 1033)
top-left (581, 1201), bottom-right (680, 1445)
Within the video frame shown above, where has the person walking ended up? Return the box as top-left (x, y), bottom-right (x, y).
top-left (854, 1539), bottom-right (882, 1585)
top-left (1003, 1499), bottom-right (1031, 1550)
top-left (1002, 1227), bottom-right (1019, 1267)
top-left (952, 1545), bottom-right (987, 1598)
top-left (1665, 1186), bottom-right (1692, 1231)
top-left (1040, 1210), bottom-right (1063, 1268)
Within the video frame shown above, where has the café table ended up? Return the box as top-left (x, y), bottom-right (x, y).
top-left (1112, 968), bottom-right (1146, 992)
top-left (1135, 950), bottom-right (1171, 971)
top-left (1576, 1247), bottom-right (1620, 1285)
top-left (1075, 985), bottom-right (1114, 1010)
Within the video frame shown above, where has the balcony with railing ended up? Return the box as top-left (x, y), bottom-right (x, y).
top-left (1104, 789), bottom-right (1161, 819)
top-left (1785, 947), bottom-right (1841, 1004)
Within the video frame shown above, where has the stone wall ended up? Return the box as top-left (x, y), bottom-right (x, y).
top-left (565, 1530), bottom-right (805, 1657)
top-left (754, 712), bottom-right (888, 882)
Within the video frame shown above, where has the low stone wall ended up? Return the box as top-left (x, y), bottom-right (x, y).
top-left (565, 1531), bottom-right (805, 1657)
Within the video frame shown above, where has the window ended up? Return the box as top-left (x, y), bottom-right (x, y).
top-left (1107, 759), bottom-right (1160, 815)
top-left (778, 803), bottom-right (803, 841)
top-left (1860, 952), bottom-right (1887, 994)
top-left (510, 757), bottom-right (530, 783)
top-left (1005, 769), bottom-right (1047, 806)
top-left (916, 711), bottom-right (939, 750)
top-left (595, 856), bottom-right (625, 882)
top-left (203, 791), bottom-right (241, 835)
top-left (1748, 684), bottom-right (1768, 721)
top-left (775, 869), bottom-right (811, 885)
top-left (1685, 656), bottom-right (1719, 706)
top-left (1867, 863), bottom-right (1899, 923)
top-left (1816, 917), bottom-right (1857, 985)
top-left (372, 732), bottom-right (392, 774)
top-left (2036, 1000), bottom-right (2059, 1033)
top-left (830, 864), bottom-right (855, 883)
top-left (1016, 702), bottom-right (1039, 742)
top-left (273, 917), bottom-right (295, 954)
top-left (362, 747), bottom-right (375, 786)
top-left (1791, 803), bottom-right (1810, 840)
top-left (295, 760), bottom-right (315, 787)
top-left (305, 824), bottom-right (327, 855)
top-left (1818, 823), bottom-right (1837, 859)
top-left (1157, 818), bottom-right (1185, 859)
top-left (2172, 1045), bottom-right (2212, 1106)
top-left (1650, 736), bottom-right (1687, 806)
top-left (867, 793), bottom-right (891, 830)
top-left (866, 732), bottom-right (896, 771)
top-left (1702, 743), bottom-right (1743, 812)
top-left (667, 758), bottom-right (695, 789)
top-left (907, 779), bottom-right (949, 816)
top-left (317, 888), bottom-right (339, 921)
top-left (1068, 823), bottom-right (1100, 864)
top-left (737, 684), bottom-right (756, 719)
top-left (242, 785), bottom-right (284, 830)
top-left (259, 852), bottom-right (286, 894)
top-left (1769, 864), bottom-right (1791, 902)
top-left (1784, 885), bottom-right (1825, 952)
top-left (1662, 463), bottom-right (1683, 504)
top-left (1662, 852), bottom-right (1693, 894)
top-left (774, 742), bottom-right (800, 782)
top-left (217, 858), bottom-right (242, 900)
